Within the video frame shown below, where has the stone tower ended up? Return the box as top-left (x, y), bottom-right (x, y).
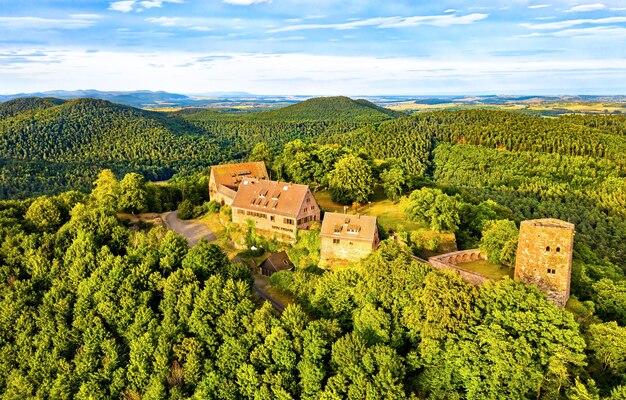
top-left (514, 218), bottom-right (575, 307)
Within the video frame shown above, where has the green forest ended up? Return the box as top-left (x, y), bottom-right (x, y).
top-left (2, 96), bottom-right (626, 398)
top-left (1, 183), bottom-right (624, 399)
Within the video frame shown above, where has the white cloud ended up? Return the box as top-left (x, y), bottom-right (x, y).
top-left (146, 17), bottom-right (180, 26)
top-left (521, 16), bottom-right (626, 30)
top-left (140, 1), bottom-right (164, 8)
top-left (4, 49), bottom-right (626, 95)
top-left (525, 25), bottom-right (626, 37)
top-left (69, 14), bottom-right (103, 19)
top-left (109, 0), bottom-right (183, 12)
top-left (567, 3), bottom-right (606, 12)
top-left (0, 16), bottom-right (98, 30)
top-left (444, 9), bottom-right (459, 13)
top-left (188, 26), bottom-right (213, 32)
top-left (223, 0), bottom-right (271, 5)
top-left (268, 13), bottom-right (488, 33)
top-left (109, 1), bottom-right (136, 12)
top-left (528, 4), bottom-right (551, 9)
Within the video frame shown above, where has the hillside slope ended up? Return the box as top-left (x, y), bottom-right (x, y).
top-left (178, 96), bottom-right (403, 157)
top-left (0, 98), bottom-right (231, 197)
top-left (0, 97), bottom-right (66, 120)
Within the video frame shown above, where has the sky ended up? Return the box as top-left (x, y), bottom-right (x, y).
top-left (1, 0), bottom-right (626, 95)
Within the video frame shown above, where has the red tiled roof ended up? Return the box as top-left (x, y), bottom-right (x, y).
top-left (210, 161), bottom-right (269, 189)
top-left (232, 179), bottom-right (310, 218)
top-left (321, 212), bottom-right (378, 243)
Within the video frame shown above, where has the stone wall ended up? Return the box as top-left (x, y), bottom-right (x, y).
top-left (320, 236), bottom-right (377, 263)
top-left (427, 249), bottom-right (490, 286)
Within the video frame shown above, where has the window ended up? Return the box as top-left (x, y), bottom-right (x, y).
top-left (246, 211), bottom-right (267, 219)
top-left (333, 238), bottom-right (340, 244)
top-left (546, 246), bottom-right (551, 252)
top-left (237, 209), bottom-right (245, 215)
top-left (283, 218), bottom-right (294, 225)
top-left (547, 268), bottom-right (556, 274)
top-left (556, 247), bottom-right (561, 252)
top-left (270, 215), bottom-right (275, 222)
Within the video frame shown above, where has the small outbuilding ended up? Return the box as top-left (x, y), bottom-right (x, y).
top-left (259, 251), bottom-right (295, 276)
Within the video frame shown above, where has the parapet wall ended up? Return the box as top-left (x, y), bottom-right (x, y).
top-left (427, 249), bottom-right (489, 286)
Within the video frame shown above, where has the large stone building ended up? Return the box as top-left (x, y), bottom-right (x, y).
top-left (209, 161), bottom-right (269, 206)
top-left (231, 179), bottom-right (320, 239)
top-left (514, 218), bottom-right (575, 307)
top-left (320, 212), bottom-right (379, 263)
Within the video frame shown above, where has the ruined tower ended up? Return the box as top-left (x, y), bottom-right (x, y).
top-left (514, 219), bottom-right (575, 307)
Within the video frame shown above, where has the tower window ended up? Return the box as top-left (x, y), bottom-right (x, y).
top-left (547, 268), bottom-right (556, 274)
top-left (556, 247), bottom-right (561, 252)
top-left (546, 246), bottom-right (551, 252)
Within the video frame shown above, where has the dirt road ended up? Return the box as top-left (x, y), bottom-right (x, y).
top-left (163, 211), bottom-right (217, 246)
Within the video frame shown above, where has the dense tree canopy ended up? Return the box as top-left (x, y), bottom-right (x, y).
top-left (3, 97), bottom-right (626, 397)
top-left (479, 219), bottom-right (519, 265)
top-left (327, 154), bottom-right (375, 204)
top-left (404, 187), bottom-right (462, 232)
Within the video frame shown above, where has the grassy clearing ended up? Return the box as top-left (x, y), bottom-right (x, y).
top-left (313, 188), bottom-right (456, 254)
top-left (313, 188), bottom-right (425, 231)
top-left (457, 259), bottom-right (513, 280)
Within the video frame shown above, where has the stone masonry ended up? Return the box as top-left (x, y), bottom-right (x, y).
top-left (514, 218), bottom-right (575, 308)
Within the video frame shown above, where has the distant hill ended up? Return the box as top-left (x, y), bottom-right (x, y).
top-left (250, 96), bottom-right (404, 121)
top-left (0, 90), bottom-right (190, 108)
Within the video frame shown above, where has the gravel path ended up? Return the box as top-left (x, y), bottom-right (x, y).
top-left (163, 210), bottom-right (217, 246)
top-left (163, 210), bottom-right (285, 312)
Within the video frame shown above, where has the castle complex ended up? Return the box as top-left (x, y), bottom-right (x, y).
top-left (514, 218), bottom-right (575, 307)
top-left (209, 163), bottom-right (574, 307)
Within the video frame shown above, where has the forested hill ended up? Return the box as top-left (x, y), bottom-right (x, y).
top-left (177, 96), bottom-right (402, 162)
top-left (253, 96), bottom-right (403, 121)
top-left (0, 98), bottom-right (233, 198)
top-left (0, 97), bottom-right (66, 120)
top-left (181, 96), bottom-right (403, 122)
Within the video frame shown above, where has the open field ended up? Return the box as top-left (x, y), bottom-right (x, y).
top-left (314, 188), bottom-right (425, 231)
top-left (386, 100), bottom-right (626, 115)
top-left (456, 259), bottom-right (513, 280)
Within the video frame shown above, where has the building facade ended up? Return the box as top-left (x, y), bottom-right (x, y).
top-left (514, 218), bottom-right (575, 307)
top-left (320, 212), bottom-right (379, 263)
top-left (209, 161), bottom-right (269, 206)
top-left (231, 179), bottom-right (320, 239)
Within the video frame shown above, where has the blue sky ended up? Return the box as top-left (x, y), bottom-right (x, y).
top-left (1, 0), bottom-right (626, 95)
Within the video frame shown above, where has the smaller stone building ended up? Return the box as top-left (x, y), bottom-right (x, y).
top-left (209, 161), bottom-right (269, 206)
top-left (320, 213), bottom-right (379, 263)
top-left (231, 179), bottom-right (320, 240)
top-left (514, 218), bottom-right (575, 307)
top-left (259, 251), bottom-right (294, 276)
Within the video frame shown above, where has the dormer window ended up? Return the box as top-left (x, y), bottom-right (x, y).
top-left (333, 225), bottom-right (342, 234)
top-left (347, 224), bottom-right (361, 234)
